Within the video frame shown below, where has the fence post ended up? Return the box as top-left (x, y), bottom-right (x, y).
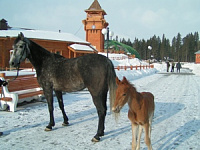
top-left (117, 66), bottom-right (120, 71)
top-left (0, 73), bottom-right (6, 78)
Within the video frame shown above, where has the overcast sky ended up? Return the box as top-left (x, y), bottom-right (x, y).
top-left (0, 0), bottom-right (199, 42)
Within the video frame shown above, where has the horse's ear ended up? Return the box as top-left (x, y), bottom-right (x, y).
top-left (18, 32), bottom-right (24, 40)
top-left (122, 76), bottom-right (128, 83)
top-left (116, 77), bottom-right (120, 85)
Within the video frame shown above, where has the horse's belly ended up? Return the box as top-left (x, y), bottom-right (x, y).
top-left (54, 82), bottom-right (85, 92)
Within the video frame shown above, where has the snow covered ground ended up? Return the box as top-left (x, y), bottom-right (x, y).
top-left (0, 54), bottom-right (200, 150)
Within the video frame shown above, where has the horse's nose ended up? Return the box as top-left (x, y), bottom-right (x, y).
top-left (9, 61), bottom-right (15, 67)
top-left (112, 107), bottom-right (116, 112)
top-left (112, 107), bottom-right (118, 113)
top-left (112, 106), bottom-right (120, 113)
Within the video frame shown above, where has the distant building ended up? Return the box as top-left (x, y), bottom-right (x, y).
top-left (0, 19), bottom-right (10, 30)
top-left (0, 19), bottom-right (97, 70)
top-left (82, 0), bottom-right (108, 52)
top-left (195, 50), bottom-right (200, 63)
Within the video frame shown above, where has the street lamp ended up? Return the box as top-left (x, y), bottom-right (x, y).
top-left (102, 27), bottom-right (114, 57)
top-left (148, 46), bottom-right (152, 64)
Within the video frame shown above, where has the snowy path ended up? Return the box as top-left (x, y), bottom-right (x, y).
top-left (0, 69), bottom-right (199, 150)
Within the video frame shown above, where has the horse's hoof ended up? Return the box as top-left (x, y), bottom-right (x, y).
top-left (99, 132), bottom-right (104, 136)
top-left (62, 122), bottom-right (69, 126)
top-left (44, 127), bottom-right (52, 131)
top-left (91, 136), bottom-right (100, 142)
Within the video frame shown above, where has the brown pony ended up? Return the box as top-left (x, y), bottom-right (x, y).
top-left (112, 77), bottom-right (155, 150)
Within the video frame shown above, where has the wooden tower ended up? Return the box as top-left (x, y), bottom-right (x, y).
top-left (82, 0), bottom-right (108, 52)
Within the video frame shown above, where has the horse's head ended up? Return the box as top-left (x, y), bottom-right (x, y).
top-left (9, 32), bottom-right (30, 68)
top-left (112, 76), bottom-right (132, 113)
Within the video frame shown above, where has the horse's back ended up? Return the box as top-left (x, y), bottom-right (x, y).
top-left (44, 53), bottom-right (114, 92)
top-left (141, 92), bottom-right (155, 113)
top-left (76, 54), bottom-right (114, 86)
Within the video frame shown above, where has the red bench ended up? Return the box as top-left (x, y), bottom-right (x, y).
top-left (0, 76), bottom-right (43, 112)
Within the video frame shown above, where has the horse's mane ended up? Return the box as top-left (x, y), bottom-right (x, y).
top-left (125, 79), bottom-right (143, 104)
top-left (125, 79), bottom-right (137, 92)
top-left (14, 36), bottom-right (20, 45)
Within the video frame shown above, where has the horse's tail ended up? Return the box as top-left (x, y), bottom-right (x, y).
top-left (107, 60), bottom-right (117, 111)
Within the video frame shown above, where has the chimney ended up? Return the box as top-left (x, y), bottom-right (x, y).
top-left (0, 19), bottom-right (9, 30)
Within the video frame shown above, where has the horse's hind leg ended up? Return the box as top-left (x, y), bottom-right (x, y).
top-left (149, 113), bottom-right (154, 137)
top-left (144, 123), bottom-right (152, 150)
top-left (55, 90), bottom-right (69, 126)
top-left (43, 87), bottom-right (55, 131)
top-left (91, 89), bottom-right (108, 142)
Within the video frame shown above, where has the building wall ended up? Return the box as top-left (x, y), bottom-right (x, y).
top-left (196, 54), bottom-right (200, 63)
top-left (83, 11), bottom-right (108, 52)
top-left (87, 29), bottom-right (102, 51)
top-left (0, 37), bottom-right (15, 69)
top-left (0, 37), bottom-right (94, 70)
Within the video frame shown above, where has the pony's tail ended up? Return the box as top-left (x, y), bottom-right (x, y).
top-left (108, 61), bottom-right (117, 112)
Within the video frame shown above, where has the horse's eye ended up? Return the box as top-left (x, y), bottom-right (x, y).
top-left (123, 93), bottom-right (126, 96)
top-left (19, 45), bottom-right (23, 48)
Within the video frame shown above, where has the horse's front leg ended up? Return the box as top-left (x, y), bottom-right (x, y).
top-left (43, 86), bottom-right (55, 131)
top-left (136, 125), bottom-right (143, 150)
top-left (54, 90), bottom-right (69, 126)
top-left (131, 123), bottom-right (138, 150)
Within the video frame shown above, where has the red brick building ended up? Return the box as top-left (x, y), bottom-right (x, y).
top-left (1, 0), bottom-right (109, 70)
top-left (195, 50), bottom-right (200, 63)
top-left (0, 21), bottom-right (97, 70)
top-left (82, 0), bottom-right (108, 52)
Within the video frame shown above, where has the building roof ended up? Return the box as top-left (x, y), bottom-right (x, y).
top-left (195, 50), bottom-right (200, 54)
top-left (0, 29), bottom-right (99, 53)
top-left (0, 29), bottom-right (89, 45)
top-left (70, 44), bottom-right (97, 52)
top-left (85, 0), bottom-right (106, 15)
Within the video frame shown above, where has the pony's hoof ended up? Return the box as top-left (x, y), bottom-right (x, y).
top-left (62, 122), bottom-right (69, 126)
top-left (91, 136), bottom-right (100, 142)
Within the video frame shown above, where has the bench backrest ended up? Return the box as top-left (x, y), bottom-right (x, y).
top-left (7, 77), bottom-right (40, 92)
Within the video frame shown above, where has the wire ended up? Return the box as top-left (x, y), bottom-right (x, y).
top-left (74, 24), bottom-right (83, 35)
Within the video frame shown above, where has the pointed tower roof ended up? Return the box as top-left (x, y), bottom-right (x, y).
top-left (85, 0), bottom-right (107, 15)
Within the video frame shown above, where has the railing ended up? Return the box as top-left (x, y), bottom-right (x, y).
top-left (4, 67), bottom-right (35, 72)
top-left (1, 65), bottom-right (154, 72)
top-left (114, 64), bottom-right (154, 70)
top-left (109, 56), bottom-right (128, 60)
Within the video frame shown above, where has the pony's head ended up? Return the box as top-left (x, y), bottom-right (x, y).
top-left (112, 76), bottom-right (132, 113)
top-left (9, 32), bottom-right (30, 68)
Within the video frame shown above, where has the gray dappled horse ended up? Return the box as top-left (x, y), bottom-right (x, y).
top-left (9, 32), bottom-right (117, 142)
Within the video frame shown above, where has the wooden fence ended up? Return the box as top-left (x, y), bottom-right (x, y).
top-left (2, 65), bottom-right (154, 73)
top-left (4, 67), bottom-right (35, 72)
top-left (114, 64), bottom-right (154, 70)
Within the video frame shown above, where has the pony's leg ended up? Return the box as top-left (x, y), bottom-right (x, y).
top-left (144, 123), bottom-right (152, 150)
top-left (43, 87), bottom-right (55, 131)
top-left (54, 90), bottom-right (69, 126)
top-left (131, 123), bottom-right (138, 150)
top-left (136, 125), bottom-right (143, 150)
